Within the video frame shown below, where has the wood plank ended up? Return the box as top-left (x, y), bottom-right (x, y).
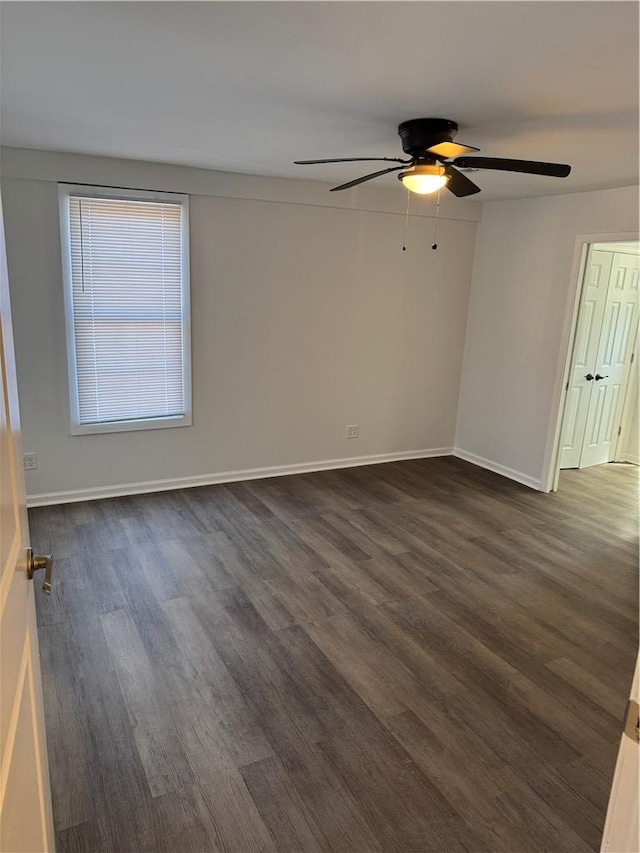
top-left (31, 458), bottom-right (638, 852)
top-left (240, 756), bottom-right (326, 852)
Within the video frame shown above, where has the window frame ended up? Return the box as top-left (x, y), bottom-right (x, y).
top-left (58, 184), bottom-right (192, 436)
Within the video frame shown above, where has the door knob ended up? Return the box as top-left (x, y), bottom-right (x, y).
top-left (26, 547), bottom-right (53, 595)
top-left (585, 373), bottom-right (594, 380)
top-left (595, 374), bottom-right (609, 381)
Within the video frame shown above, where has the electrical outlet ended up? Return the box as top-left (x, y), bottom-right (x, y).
top-left (22, 452), bottom-right (38, 470)
top-left (346, 424), bottom-right (360, 439)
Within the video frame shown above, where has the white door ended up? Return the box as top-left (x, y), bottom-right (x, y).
top-left (560, 249), bottom-right (639, 469)
top-left (601, 656), bottom-right (639, 853)
top-left (580, 252), bottom-right (639, 468)
top-left (560, 249), bottom-right (612, 468)
top-left (0, 196), bottom-right (55, 850)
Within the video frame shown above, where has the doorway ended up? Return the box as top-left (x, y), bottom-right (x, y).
top-left (551, 239), bottom-right (639, 490)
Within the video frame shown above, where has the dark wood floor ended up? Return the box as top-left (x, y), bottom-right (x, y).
top-left (31, 457), bottom-right (639, 853)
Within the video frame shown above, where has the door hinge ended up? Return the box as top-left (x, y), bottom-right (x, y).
top-left (623, 698), bottom-right (640, 745)
top-left (618, 425), bottom-right (622, 436)
top-left (565, 381), bottom-right (569, 391)
top-left (631, 352), bottom-right (635, 364)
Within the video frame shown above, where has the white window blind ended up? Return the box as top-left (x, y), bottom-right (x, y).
top-left (62, 188), bottom-right (191, 434)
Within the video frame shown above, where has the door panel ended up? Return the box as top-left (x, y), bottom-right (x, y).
top-left (580, 252), bottom-right (639, 468)
top-left (2, 645), bottom-right (47, 853)
top-left (561, 386), bottom-right (584, 458)
top-left (583, 383), bottom-right (619, 455)
top-left (0, 194), bottom-right (54, 850)
top-left (601, 656), bottom-right (639, 852)
top-left (560, 250), bottom-right (612, 467)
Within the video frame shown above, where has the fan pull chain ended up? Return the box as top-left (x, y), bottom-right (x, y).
top-left (402, 188), bottom-right (411, 251)
top-left (432, 188), bottom-right (441, 250)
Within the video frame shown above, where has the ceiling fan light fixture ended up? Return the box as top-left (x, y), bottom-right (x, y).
top-left (399, 164), bottom-right (449, 195)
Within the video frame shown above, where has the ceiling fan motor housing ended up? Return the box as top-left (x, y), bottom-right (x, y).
top-left (398, 118), bottom-right (459, 156)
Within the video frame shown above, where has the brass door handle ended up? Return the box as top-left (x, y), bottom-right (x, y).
top-left (27, 547), bottom-right (53, 595)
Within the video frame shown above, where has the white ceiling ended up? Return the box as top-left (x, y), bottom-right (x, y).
top-left (1, 1), bottom-right (638, 201)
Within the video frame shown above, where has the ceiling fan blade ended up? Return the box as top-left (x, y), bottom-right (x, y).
top-left (453, 156), bottom-right (571, 177)
top-left (428, 141), bottom-right (480, 159)
top-left (329, 165), bottom-right (405, 192)
top-left (294, 157), bottom-right (409, 165)
top-left (445, 166), bottom-right (481, 197)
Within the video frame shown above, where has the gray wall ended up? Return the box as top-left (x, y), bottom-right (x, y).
top-left (1, 148), bottom-right (480, 502)
top-left (455, 185), bottom-right (639, 488)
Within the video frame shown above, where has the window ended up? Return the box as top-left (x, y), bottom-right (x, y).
top-left (59, 185), bottom-right (191, 435)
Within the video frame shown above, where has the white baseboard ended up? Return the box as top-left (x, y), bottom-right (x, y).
top-left (620, 453), bottom-right (639, 465)
top-left (453, 448), bottom-right (542, 491)
top-left (26, 446), bottom-right (453, 507)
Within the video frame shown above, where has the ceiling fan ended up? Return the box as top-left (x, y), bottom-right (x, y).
top-left (294, 118), bottom-right (571, 196)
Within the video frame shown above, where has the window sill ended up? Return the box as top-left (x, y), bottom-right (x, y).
top-left (70, 413), bottom-right (192, 436)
